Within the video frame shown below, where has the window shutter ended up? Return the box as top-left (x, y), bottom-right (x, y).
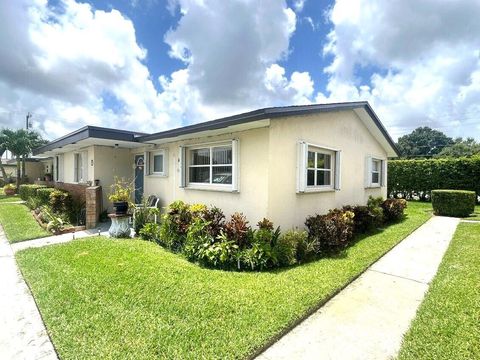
top-left (334, 151), bottom-right (342, 190)
top-left (365, 156), bottom-right (372, 188)
top-left (297, 142), bottom-right (307, 193)
top-left (144, 151), bottom-right (150, 176)
top-left (58, 155), bottom-right (64, 182)
top-left (163, 149), bottom-right (169, 176)
top-left (179, 146), bottom-right (186, 188)
top-left (231, 139), bottom-right (239, 192)
top-left (381, 159), bottom-right (387, 187)
top-left (74, 153), bottom-right (78, 182)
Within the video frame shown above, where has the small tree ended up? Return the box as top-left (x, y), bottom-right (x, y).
top-left (2, 129), bottom-right (47, 189)
top-left (396, 127), bottom-right (454, 158)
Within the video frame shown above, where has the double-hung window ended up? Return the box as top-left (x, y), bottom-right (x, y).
top-left (297, 142), bottom-right (341, 193)
top-left (365, 156), bottom-right (386, 188)
top-left (180, 140), bottom-right (239, 191)
top-left (189, 145), bottom-right (233, 185)
top-left (149, 150), bottom-right (166, 176)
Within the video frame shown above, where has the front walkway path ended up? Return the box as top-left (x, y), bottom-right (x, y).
top-left (0, 226), bottom-right (58, 360)
top-left (257, 216), bottom-right (460, 360)
top-left (11, 222), bottom-right (110, 253)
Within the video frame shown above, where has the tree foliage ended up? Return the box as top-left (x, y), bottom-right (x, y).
top-left (434, 137), bottom-right (480, 158)
top-left (396, 127), bottom-right (454, 158)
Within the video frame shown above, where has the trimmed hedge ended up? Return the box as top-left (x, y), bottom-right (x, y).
top-left (18, 184), bottom-right (46, 201)
top-left (431, 190), bottom-right (475, 217)
top-left (36, 188), bottom-right (56, 206)
top-left (388, 157), bottom-right (480, 201)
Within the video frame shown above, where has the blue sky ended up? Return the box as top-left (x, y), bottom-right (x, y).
top-left (0, 0), bottom-right (479, 140)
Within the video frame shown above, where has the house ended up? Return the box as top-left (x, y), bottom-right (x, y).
top-left (1, 158), bottom-right (45, 182)
top-left (33, 102), bottom-right (399, 229)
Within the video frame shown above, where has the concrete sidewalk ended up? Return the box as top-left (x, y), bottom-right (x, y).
top-left (0, 226), bottom-right (58, 360)
top-left (257, 216), bottom-right (460, 360)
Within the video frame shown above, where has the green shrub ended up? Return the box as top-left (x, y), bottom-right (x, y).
top-left (18, 184), bottom-right (46, 201)
top-left (139, 223), bottom-right (161, 242)
top-left (342, 205), bottom-right (375, 234)
top-left (49, 189), bottom-right (72, 213)
top-left (367, 196), bottom-right (385, 226)
top-left (224, 213), bottom-right (250, 248)
top-left (26, 197), bottom-right (42, 210)
top-left (305, 209), bottom-right (355, 253)
top-left (431, 190), bottom-right (475, 217)
top-left (381, 198), bottom-right (407, 221)
top-left (388, 157), bottom-right (480, 200)
top-left (133, 198), bottom-right (160, 235)
top-left (274, 229), bottom-right (309, 266)
top-left (36, 188), bottom-right (55, 206)
top-left (159, 200), bottom-right (192, 250)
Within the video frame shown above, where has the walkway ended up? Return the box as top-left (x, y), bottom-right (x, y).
top-left (257, 216), bottom-right (460, 360)
top-left (0, 226), bottom-right (58, 360)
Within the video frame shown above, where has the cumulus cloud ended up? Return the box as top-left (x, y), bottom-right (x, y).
top-left (319, 0), bottom-right (480, 139)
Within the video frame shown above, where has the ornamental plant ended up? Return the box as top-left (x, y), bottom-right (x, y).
top-left (108, 177), bottom-right (133, 203)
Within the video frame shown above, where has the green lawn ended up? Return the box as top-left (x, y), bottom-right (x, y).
top-left (463, 205), bottom-right (480, 221)
top-left (398, 222), bottom-right (480, 360)
top-left (0, 203), bottom-right (49, 243)
top-left (16, 202), bottom-right (431, 360)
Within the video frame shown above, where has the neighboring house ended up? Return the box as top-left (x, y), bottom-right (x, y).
top-left (1, 158), bottom-right (45, 182)
top-left (33, 102), bottom-right (399, 229)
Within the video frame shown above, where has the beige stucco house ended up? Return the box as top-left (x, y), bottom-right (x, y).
top-left (34, 102), bottom-right (399, 229)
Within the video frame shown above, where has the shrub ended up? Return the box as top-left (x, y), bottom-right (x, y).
top-left (133, 198), bottom-right (160, 235)
top-left (431, 190), bottom-right (476, 217)
top-left (274, 229), bottom-right (309, 266)
top-left (224, 213), bottom-right (250, 248)
top-left (18, 184), bottom-right (46, 201)
top-left (26, 196), bottom-right (42, 210)
top-left (36, 188), bottom-right (55, 206)
top-left (381, 198), bottom-right (407, 221)
top-left (159, 200), bottom-right (192, 250)
top-left (202, 206), bottom-right (225, 238)
top-left (139, 223), bottom-right (161, 242)
top-left (3, 183), bottom-right (15, 191)
top-left (49, 189), bottom-right (72, 214)
top-left (257, 218), bottom-right (274, 231)
top-left (305, 209), bottom-right (355, 253)
top-left (367, 196), bottom-right (385, 226)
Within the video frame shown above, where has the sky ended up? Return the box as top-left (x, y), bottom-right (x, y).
top-left (0, 0), bottom-right (479, 141)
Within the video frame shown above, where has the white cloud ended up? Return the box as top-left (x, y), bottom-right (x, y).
top-left (319, 0), bottom-right (480, 139)
top-left (293, 0), bottom-right (306, 13)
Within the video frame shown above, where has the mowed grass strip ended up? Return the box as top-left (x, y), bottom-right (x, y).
top-left (16, 202), bottom-right (431, 360)
top-left (0, 203), bottom-right (49, 243)
top-left (463, 205), bottom-right (480, 221)
top-left (398, 222), bottom-right (480, 360)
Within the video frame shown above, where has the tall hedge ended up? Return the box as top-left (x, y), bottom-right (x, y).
top-left (388, 157), bottom-right (480, 200)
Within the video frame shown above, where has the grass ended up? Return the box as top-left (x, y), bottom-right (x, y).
top-left (16, 202), bottom-right (431, 360)
top-left (0, 203), bottom-right (50, 243)
top-left (398, 222), bottom-right (480, 360)
top-left (463, 205), bottom-right (480, 221)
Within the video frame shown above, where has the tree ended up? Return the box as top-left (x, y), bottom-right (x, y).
top-left (434, 137), bottom-right (480, 158)
top-left (0, 131), bottom-right (9, 179)
top-left (396, 127), bottom-right (454, 158)
top-left (2, 129), bottom-right (47, 189)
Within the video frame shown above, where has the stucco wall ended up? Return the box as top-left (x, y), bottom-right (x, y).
top-left (267, 110), bottom-right (388, 229)
top-left (142, 127), bottom-right (270, 223)
top-left (92, 146), bottom-right (133, 211)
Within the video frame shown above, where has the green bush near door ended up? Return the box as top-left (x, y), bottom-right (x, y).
top-left (431, 190), bottom-right (475, 217)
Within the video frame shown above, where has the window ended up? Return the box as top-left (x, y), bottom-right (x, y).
top-left (365, 156), bottom-right (385, 188)
top-left (297, 142), bottom-right (341, 193)
top-left (188, 145), bottom-right (232, 185)
top-left (74, 152), bottom-right (87, 183)
top-left (55, 155), bottom-right (64, 182)
top-left (149, 150), bottom-right (166, 176)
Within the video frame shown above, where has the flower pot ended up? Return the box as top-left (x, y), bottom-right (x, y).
top-left (113, 201), bottom-right (129, 215)
top-left (94, 179), bottom-right (100, 186)
top-left (4, 188), bottom-right (15, 196)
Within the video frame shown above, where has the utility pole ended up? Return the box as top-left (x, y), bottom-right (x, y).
top-left (26, 112), bottom-right (32, 130)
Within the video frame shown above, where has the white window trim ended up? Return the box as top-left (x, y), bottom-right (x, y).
top-left (180, 140), bottom-right (239, 192)
top-left (73, 151), bottom-right (88, 183)
top-left (147, 149), bottom-right (168, 177)
top-left (55, 154), bottom-right (64, 182)
top-left (365, 156), bottom-right (386, 188)
top-left (297, 142), bottom-right (341, 193)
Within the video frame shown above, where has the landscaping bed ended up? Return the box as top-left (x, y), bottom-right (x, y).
top-left (16, 202), bottom-right (431, 359)
top-left (398, 222), bottom-right (480, 360)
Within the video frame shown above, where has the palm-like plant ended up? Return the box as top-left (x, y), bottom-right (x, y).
top-left (2, 129), bottom-right (47, 189)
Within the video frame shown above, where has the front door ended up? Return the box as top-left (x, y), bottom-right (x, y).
top-left (134, 154), bottom-right (144, 204)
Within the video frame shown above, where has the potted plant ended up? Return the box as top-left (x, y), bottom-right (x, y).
top-left (3, 183), bottom-right (16, 196)
top-left (108, 177), bottom-right (133, 215)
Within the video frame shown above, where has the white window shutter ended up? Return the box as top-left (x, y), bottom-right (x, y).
top-left (163, 149), bottom-right (169, 177)
top-left (231, 139), bottom-right (239, 192)
top-left (179, 146), bottom-right (186, 188)
top-left (144, 151), bottom-right (150, 176)
top-left (74, 153), bottom-right (78, 182)
top-left (381, 159), bottom-right (387, 187)
top-left (334, 151), bottom-right (342, 190)
top-left (365, 156), bottom-right (372, 188)
top-left (297, 142), bottom-right (307, 193)
top-left (58, 155), bottom-right (64, 182)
